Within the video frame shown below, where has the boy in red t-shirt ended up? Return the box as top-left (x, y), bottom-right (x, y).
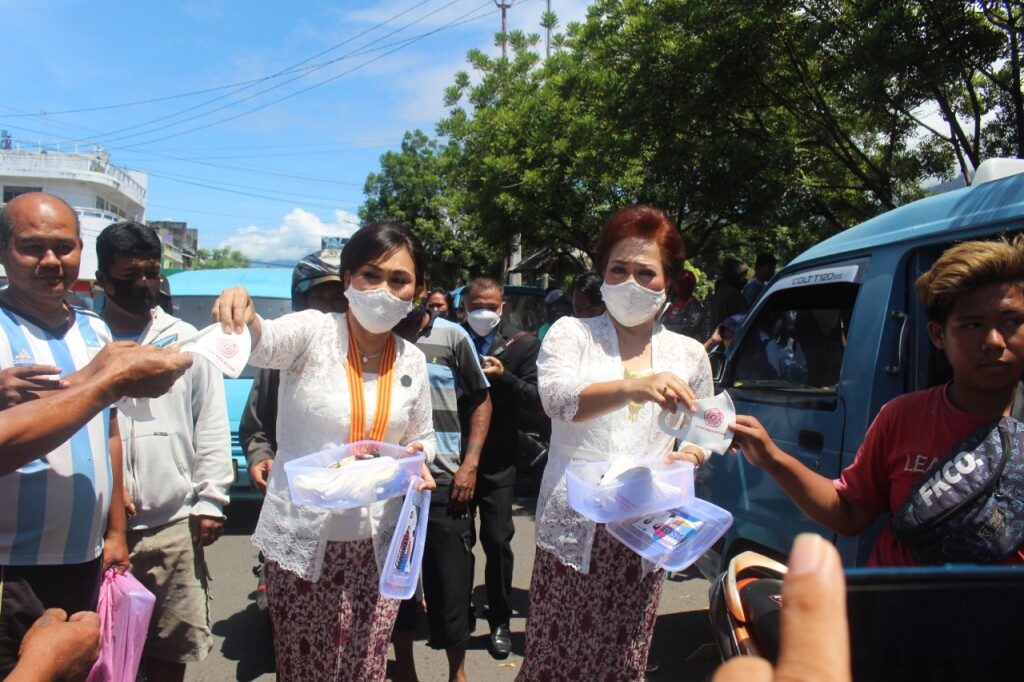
top-left (731, 236), bottom-right (1024, 566)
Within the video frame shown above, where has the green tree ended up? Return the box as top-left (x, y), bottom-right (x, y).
top-left (366, 0), bottom-right (1024, 276)
top-left (194, 247), bottom-right (250, 269)
top-left (361, 130), bottom-right (500, 287)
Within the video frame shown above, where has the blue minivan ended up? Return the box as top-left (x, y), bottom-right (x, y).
top-left (699, 160), bottom-right (1024, 572)
top-left (167, 268), bottom-right (292, 501)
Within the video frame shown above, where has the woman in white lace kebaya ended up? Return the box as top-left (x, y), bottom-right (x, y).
top-left (517, 206), bottom-right (713, 681)
top-left (213, 221), bottom-right (436, 682)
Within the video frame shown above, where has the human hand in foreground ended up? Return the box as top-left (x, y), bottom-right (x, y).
top-left (16, 608), bottom-right (102, 682)
top-left (629, 371), bottom-right (698, 414)
top-left (249, 459), bottom-right (273, 495)
top-left (0, 364), bottom-right (67, 409)
top-left (712, 533), bottom-right (850, 682)
top-left (406, 442), bottom-right (437, 492)
top-left (212, 286), bottom-right (257, 334)
top-left (75, 342), bottom-right (193, 399)
top-left (729, 415), bottom-right (784, 470)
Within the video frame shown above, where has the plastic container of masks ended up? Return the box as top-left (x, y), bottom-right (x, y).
top-left (379, 477), bottom-right (431, 599)
top-left (285, 440), bottom-right (424, 509)
top-left (565, 455), bottom-right (695, 523)
top-left (605, 497), bottom-right (734, 571)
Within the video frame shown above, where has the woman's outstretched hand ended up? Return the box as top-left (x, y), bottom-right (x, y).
top-left (629, 371), bottom-right (698, 414)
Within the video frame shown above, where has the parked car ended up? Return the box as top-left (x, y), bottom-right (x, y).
top-left (699, 159), bottom-right (1024, 573)
top-left (167, 268), bottom-right (292, 501)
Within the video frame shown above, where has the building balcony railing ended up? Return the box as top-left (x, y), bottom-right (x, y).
top-left (0, 144), bottom-right (147, 207)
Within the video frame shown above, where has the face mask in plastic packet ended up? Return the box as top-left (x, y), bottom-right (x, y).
top-left (179, 323), bottom-right (251, 379)
top-left (658, 391), bottom-right (736, 454)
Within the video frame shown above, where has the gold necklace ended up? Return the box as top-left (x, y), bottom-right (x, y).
top-left (623, 366), bottom-right (655, 421)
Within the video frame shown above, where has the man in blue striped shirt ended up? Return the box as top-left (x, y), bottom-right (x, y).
top-left (0, 193), bottom-right (131, 674)
top-left (392, 297), bottom-right (491, 682)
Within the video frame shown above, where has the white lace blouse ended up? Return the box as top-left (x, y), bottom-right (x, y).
top-left (534, 312), bottom-right (713, 574)
top-left (249, 310), bottom-right (436, 582)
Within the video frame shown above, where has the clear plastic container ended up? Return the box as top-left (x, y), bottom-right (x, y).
top-left (565, 456), bottom-right (695, 523)
top-left (379, 477), bottom-right (431, 599)
top-left (605, 497), bottom-right (734, 572)
top-left (284, 440), bottom-right (424, 509)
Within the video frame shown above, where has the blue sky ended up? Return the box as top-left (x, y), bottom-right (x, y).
top-left (1, 0), bottom-right (590, 264)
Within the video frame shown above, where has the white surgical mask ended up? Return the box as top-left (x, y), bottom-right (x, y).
top-left (345, 285), bottom-right (414, 334)
top-left (600, 280), bottom-right (666, 327)
top-left (466, 308), bottom-right (502, 336)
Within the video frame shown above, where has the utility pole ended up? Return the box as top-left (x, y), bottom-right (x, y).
top-left (495, 0), bottom-right (522, 283)
top-left (546, 0), bottom-right (551, 58)
top-left (496, 1), bottom-right (513, 58)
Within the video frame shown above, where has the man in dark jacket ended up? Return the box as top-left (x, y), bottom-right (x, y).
top-left (460, 276), bottom-right (543, 659)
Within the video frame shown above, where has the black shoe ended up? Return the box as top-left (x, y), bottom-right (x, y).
top-left (489, 624), bottom-right (512, 659)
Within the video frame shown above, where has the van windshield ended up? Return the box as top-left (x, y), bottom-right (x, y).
top-left (171, 295), bottom-right (293, 379)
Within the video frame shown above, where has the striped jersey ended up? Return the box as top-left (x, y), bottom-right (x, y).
top-left (0, 302), bottom-right (113, 566)
top-left (413, 317), bottom-right (490, 482)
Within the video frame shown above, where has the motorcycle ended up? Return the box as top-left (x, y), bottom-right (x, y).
top-left (707, 548), bottom-right (1023, 681)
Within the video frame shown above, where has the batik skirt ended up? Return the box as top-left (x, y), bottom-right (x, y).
top-left (265, 538), bottom-right (399, 681)
top-left (516, 527), bottom-right (664, 682)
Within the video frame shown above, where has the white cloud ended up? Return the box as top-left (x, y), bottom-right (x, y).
top-left (220, 207), bottom-right (360, 263)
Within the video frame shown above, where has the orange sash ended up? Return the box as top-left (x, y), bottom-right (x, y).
top-left (345, 315), bottom-right (397, 442)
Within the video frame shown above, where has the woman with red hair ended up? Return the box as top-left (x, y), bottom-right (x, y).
top-left (517, 205), bottom-right (713, 681)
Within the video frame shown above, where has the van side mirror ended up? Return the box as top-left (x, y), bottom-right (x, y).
top-left (709, 347), bottom-right (727, 383)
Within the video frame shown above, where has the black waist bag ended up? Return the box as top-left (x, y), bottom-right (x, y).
top-left (891, 417), bottom-right (1024, 564)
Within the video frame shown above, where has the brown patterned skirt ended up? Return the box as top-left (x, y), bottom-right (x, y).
top-left (265, 538), bottom-right (399, 682)
top-left (516, 527), bottom-right (664, 682)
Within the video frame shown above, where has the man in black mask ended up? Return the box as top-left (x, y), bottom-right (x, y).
top-left (95, 222), bottom-right (232, 682)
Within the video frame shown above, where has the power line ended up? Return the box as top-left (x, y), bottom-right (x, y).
top-left (146, 169), bottom-right (363, 210)
top-left (0, 0), bottom-right (436, 120)
top-left (92, 0), bottom-right (490, 147)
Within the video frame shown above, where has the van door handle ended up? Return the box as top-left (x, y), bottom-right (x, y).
top-left (799, 430), bottom-right (824, 451)
top-left (885, 310), bottom-right (909, 375)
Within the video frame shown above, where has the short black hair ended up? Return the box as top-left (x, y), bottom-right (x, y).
top-left (571, 271), bottom-right (604, 303)
top-left (755, 253), bottom-right (777, 269)
top-left (96, 221), bottom-right (163, 273)
top-left (341, 220), bottom-right (427, 288)
top-left (464, 276), bottom-right (503, 299)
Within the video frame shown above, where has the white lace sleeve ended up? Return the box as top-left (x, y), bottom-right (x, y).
top-left (249, 309), bottom-right (321, 370)
top-left (537, 317), bottom-right (592, 422)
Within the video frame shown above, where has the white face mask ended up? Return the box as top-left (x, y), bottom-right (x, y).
top-left (465, 307), bottom-right (502, 336)
top-left (600, 280), bottom-right (666, 327)
top-left (345, 285), bottom-right (414, 334)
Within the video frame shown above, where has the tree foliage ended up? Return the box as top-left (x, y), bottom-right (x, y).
top-left (361, 130), bottom-right (500, 288)
top-left (362, 0), bottom-right (1024, 276)
top-left (194, 247), bottom-right (250, 269)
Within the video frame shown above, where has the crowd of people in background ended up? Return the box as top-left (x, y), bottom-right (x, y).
top-left (4, 189), bottom-right (1022, 682)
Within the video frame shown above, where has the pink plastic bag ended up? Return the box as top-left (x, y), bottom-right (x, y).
top-left (86, 569), bottom-right (155, 682)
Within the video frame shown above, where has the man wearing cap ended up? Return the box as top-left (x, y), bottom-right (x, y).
top-left (95, 221), bottom-right (232, 682)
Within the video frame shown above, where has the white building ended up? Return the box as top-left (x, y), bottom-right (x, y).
top-left (0, 135), bottom-right (148, 303)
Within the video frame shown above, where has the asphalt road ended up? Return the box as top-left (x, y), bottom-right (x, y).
top-left (184, 497), bottom-right (721, 682)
